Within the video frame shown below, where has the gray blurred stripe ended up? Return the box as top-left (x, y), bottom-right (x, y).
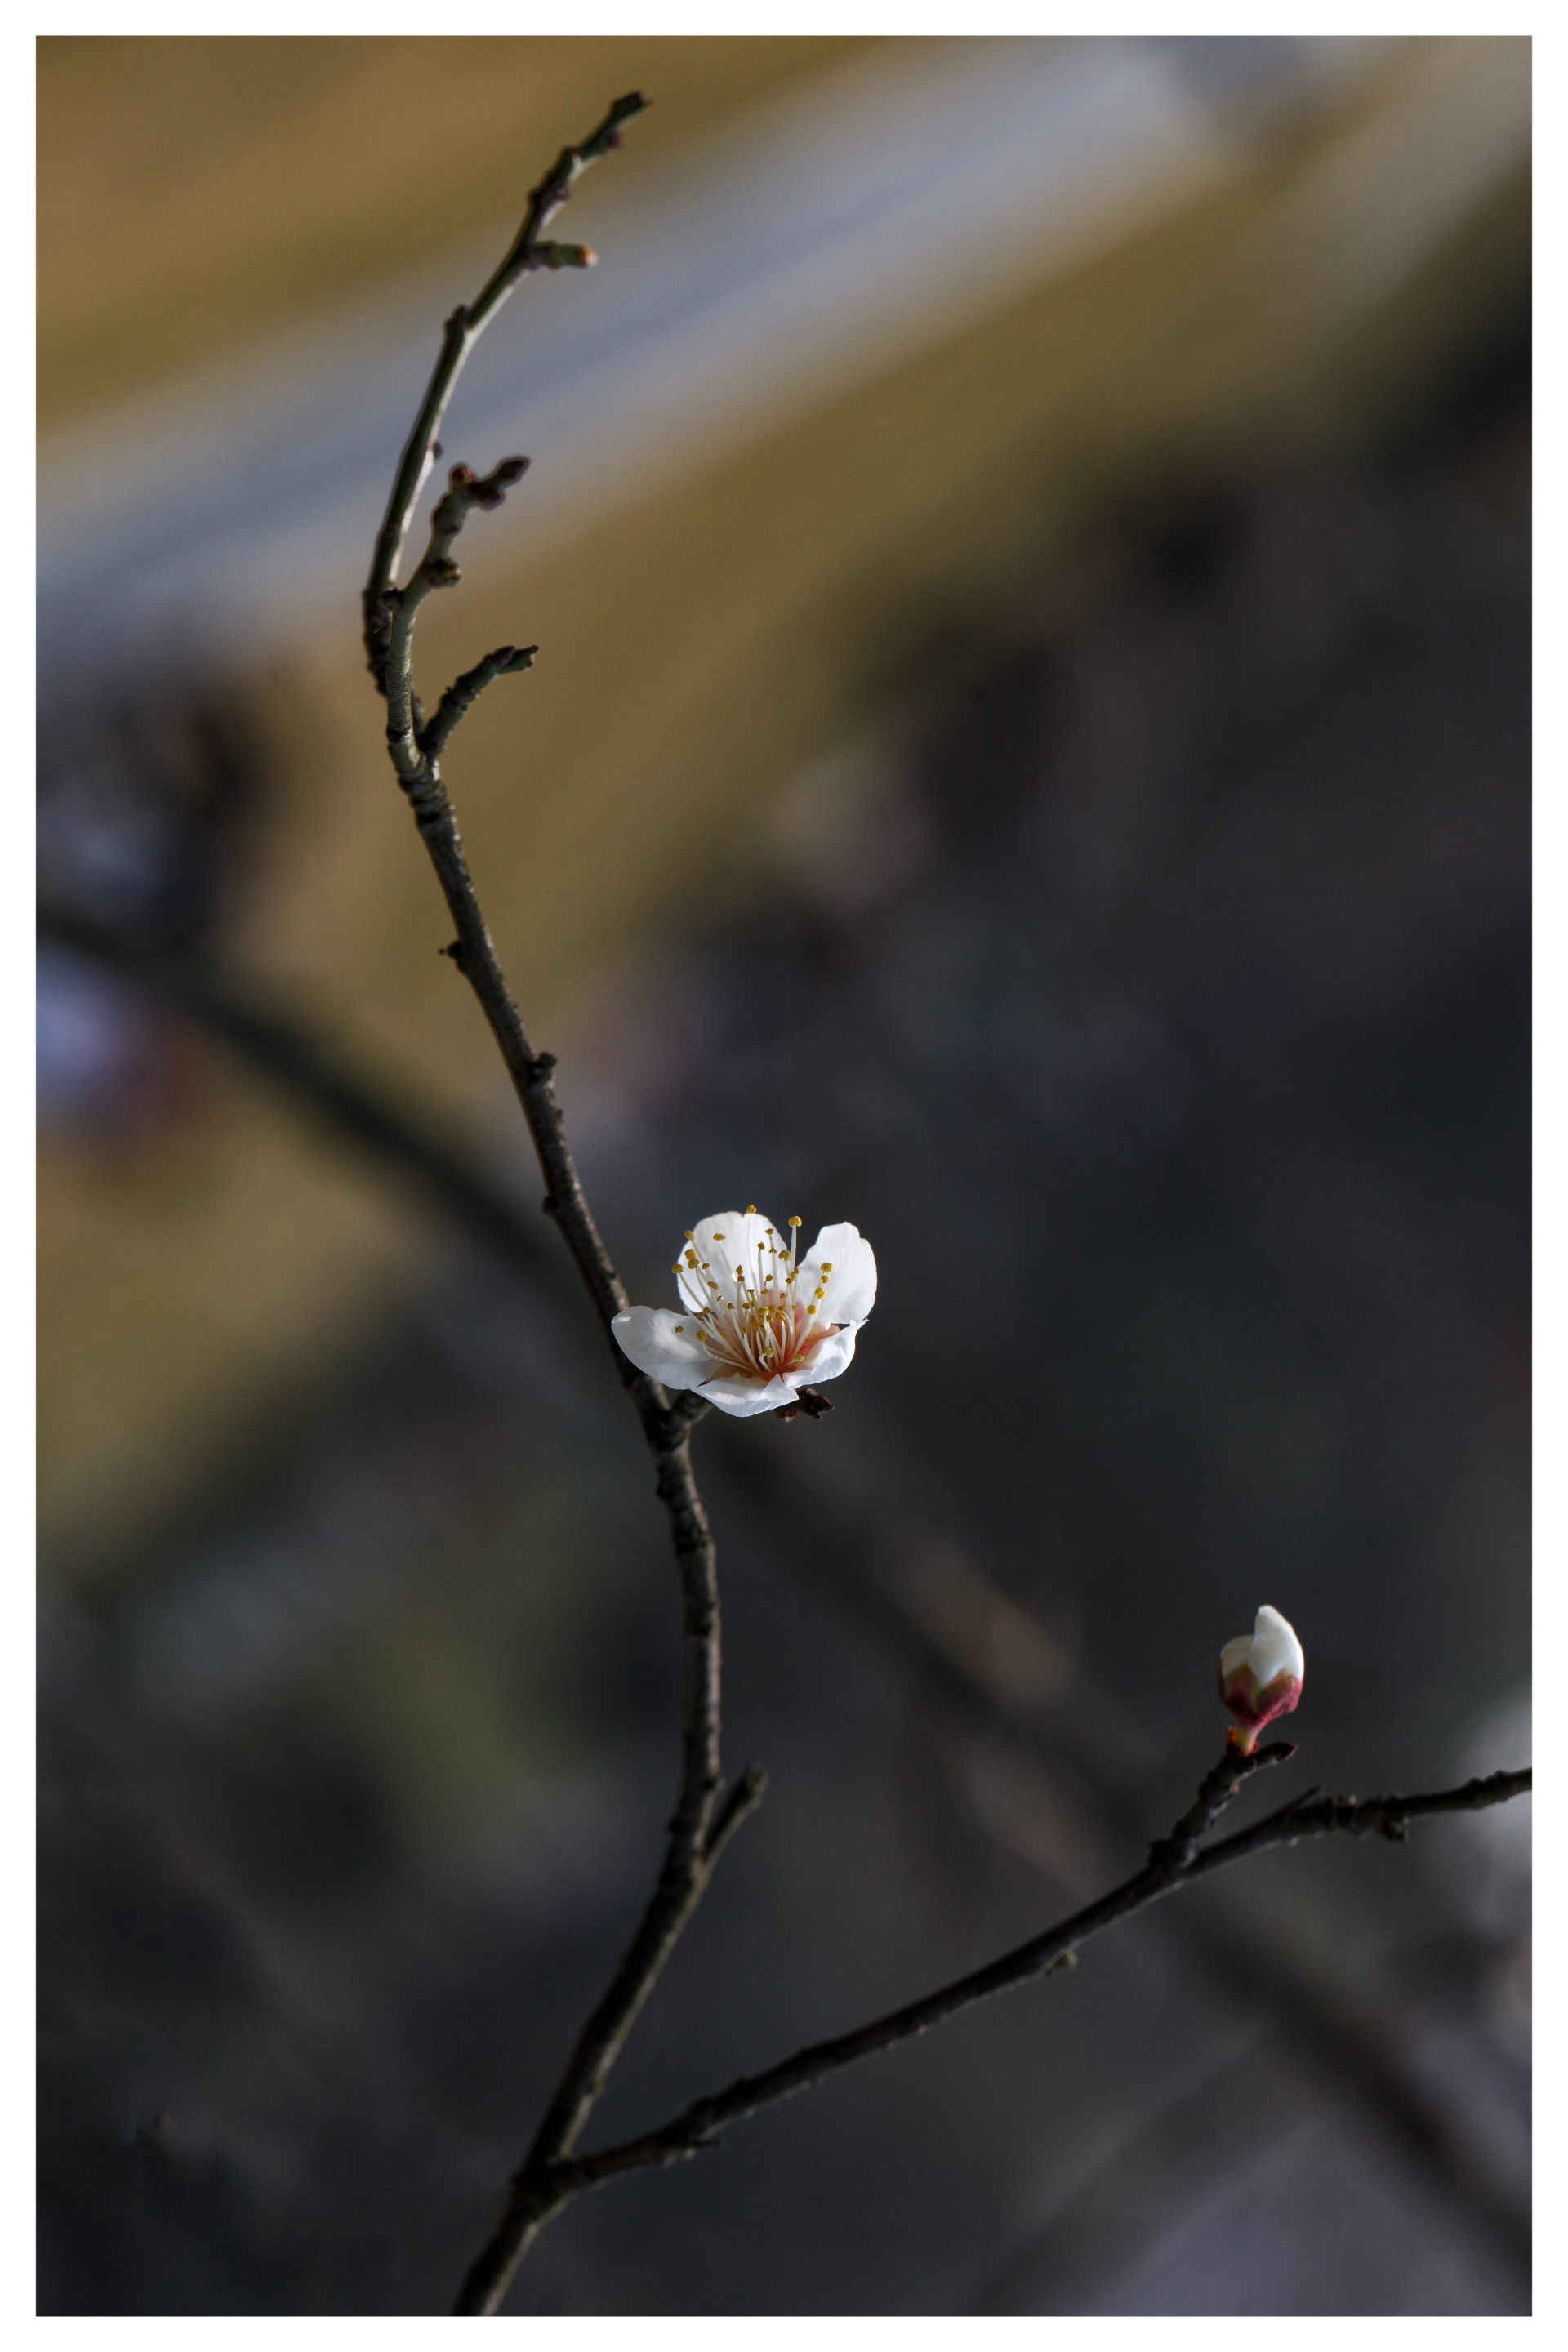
top-left (38, 37), bottom-right (1392, 690)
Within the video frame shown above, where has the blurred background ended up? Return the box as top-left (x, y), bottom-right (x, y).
top-left (37, 34), bottom-right (1530, 2316)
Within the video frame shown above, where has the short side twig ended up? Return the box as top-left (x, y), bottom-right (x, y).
top-left (1147, 1737), bottom-right (1297, 1871)
top-left (543, 1763), bottom-right (1530, 2202)
top-left (420, 645), bottom-right (537, 766)
top-left (362, 90), bottom-right (648, 693)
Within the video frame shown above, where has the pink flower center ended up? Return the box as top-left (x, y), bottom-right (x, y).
top-left (674, 1211), bottom-right (838, 1388)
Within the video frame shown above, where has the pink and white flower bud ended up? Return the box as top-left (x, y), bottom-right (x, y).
top-left (1218, 1605), bottom-right (1304, 1752)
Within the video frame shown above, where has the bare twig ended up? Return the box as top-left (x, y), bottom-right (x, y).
top-left (730, 1470), bottom-right (1530, 2270)
top-left (1147, 1736), bottom-right (1298, 1871)
top-left (1183, 1771), bottom-right (1531, 1873)
top-left (420, 644), bottom-right (537, 767)
top-left (362, 91), bottom-right (648, 693)
top-left (539, 1763), bottom-right (1529, 2205)
top-left (356, 93), bottom-right (773, 2317)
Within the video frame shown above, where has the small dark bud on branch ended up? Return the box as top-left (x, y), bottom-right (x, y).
top-left (593, 93), bottom-right (649, 156)
top-left (777, 1386), bottom-right (836, 1421)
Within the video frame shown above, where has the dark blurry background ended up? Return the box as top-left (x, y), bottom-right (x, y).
top-left (38, 36), bottom-right (1530, 2315)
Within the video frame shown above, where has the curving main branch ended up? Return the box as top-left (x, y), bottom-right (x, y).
top-left (360, 90), bottom-right (771, 2319)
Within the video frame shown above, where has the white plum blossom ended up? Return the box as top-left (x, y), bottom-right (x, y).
top-left (1218, 1604), bottom-right (1305, 1751)
top-left (612, 1208), bottom-right (876, 1419)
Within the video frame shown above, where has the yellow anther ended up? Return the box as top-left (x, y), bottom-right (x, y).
top-left (745, 1204), bottom-right (757, 1215)
top-left (822, 1261), bottom-right (832, 1271)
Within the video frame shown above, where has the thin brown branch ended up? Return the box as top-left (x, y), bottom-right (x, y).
top-left (1147, 1736), bottom-right (1298, 1871)
top-left (420, 644), bottom-right (537, 766)
top-left (1183, 1769), bottom-right (1531, 1874)
top-left (724, 1467), bottom-right (1529, 2268)
top-left (362, 90), bottom-right (648, 692)
top-left (541, 1763), bottom-right (1529, 2204)
top-left (354, 93), bottom-right (771, 2318)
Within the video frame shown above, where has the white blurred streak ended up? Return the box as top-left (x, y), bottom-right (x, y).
top-left (1429, 1682), bottom-right (1531, 1941)
top-left (38, 37), bottom-right (1406, 692)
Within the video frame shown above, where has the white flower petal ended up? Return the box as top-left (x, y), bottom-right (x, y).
top-left (1250, 1605), bottom-right (1303, 1686)
top-left (612, 1306), bottom-right (714, 1390)
top-left (1218, 1635), bottom-right (1254, 1682)
top-left (680, 1209), bottom-right (784, 1309)
top-left (803, 1223), bottom-right (877, 1327)
top-left (802, 1323), bottom-right (858, 1385)
top-left (698, 1370), bottom-right (800, 1418)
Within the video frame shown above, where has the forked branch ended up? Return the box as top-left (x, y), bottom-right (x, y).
top-left (469, 1761), bottom-right (1530, 2265)
top-left (362, 91), bottom-right (765, 2321)
top-left (363, 89), bottom-right (648, 693)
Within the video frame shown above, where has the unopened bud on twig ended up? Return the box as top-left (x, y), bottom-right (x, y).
top-left (1218, 1605), bottom-right (1303, 1753)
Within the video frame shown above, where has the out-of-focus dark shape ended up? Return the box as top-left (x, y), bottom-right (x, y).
top-left (37, 682), bottom-right (267, 1140)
